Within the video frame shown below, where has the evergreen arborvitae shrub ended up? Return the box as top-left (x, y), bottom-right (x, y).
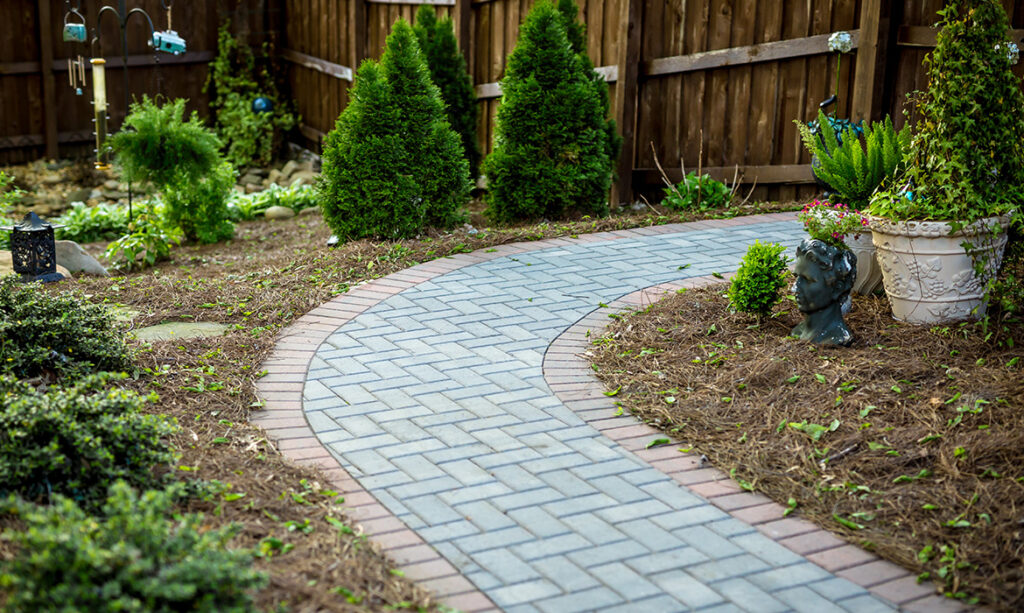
top-left (0, 480), bottom-right (267, 612)
top-left (0, 373), bottom-right (177, 507)
top-left (728, 241), bottom-right (791, 318)
top-left (414, 5), bottom-right (481, 177)
top-left (317, 19), bottom-right (470, 240)
top-left (557, 0), bottom-right (621, 179)
top-left (482, 0), bottom-right (613, 223)
top-left (0, 275), bottom-right (131, 380)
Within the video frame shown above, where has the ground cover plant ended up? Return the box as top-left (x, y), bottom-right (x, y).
top-left (0, 193), bottom-right (796, 610)
top-left (318, 19), bottom-right (470, 241)
top-left (482, 0), bottom-right (615, 223)
top-left (590, 286), bottom-right (1024, 609)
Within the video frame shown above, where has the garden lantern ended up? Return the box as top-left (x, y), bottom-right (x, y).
top-left (2, 213), bottom-right (65, 283)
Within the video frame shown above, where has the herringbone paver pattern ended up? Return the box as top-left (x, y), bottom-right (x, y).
top-left (258, 215), bottom-right (971, 612)
top-left (294, 219), bottom-right (896, 612)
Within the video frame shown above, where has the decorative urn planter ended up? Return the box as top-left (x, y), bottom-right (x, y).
top-left (868, 214), bottom-right (1012, 324)
top-left (845, 231), bottom-right (883, 295)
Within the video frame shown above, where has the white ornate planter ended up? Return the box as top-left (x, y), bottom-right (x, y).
top-left (868, 214), bottom-right (1012, 324)
top-left (846, 231), bottom-right (883, 295)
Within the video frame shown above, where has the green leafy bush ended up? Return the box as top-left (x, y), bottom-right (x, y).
top-left (317, 19), bottom-right (470, 240)
top-left (104, 201), bottom-right (182, 271)
top-left (0, 373), bottom-right (177, 504)
top-left (0, 480), bottom-right (267, 612)
top-left (108, 96), bottom-right (222, 190)
top-left (414, 5), bottom-right (480, 177)
top-left (728, 241), bottom-right (791, 318)
top-left (162, 162), bottom-right (236, 244)
top-left (228, 183), bottom-right (317, 221)
top-left (0, 171), bottom-right (21, 250)
top-left (797, 109), bottom-right (910, 210)
top-left (54, 202), bottom-right (131, 244)
top-left (0, 276), bottom-right (132, 380)
top-left (482, 0), bottom-right (614, 223)
top-left (871, 0), bottom-right (1024, 222)
top-left (205, 23), bottom-right (297, 168)
top-left (661, 171), bottom-right (733, 212)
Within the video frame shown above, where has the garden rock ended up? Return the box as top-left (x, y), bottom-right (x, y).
top-left (103, 179), bottom-right (119, 190)
top-left (133, 321), bottom-right (231, 342)
top-left (267, 168), bottom-right (284, 185)
top-left (299, 206), bottom-right (321, 216)
top-left (55, 240), bottom-right (110, 276)
top-left (289, 170), bottom-right (317, 186)
top-left (264, 205), bottom-right (295, 220)
top-left (280, 160), bottom-right (299, 178)
top-left (66, 187), bottom-right (92, 203)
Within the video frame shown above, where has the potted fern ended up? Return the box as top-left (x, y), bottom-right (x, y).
top-left (867, 0), bottom-right (1022, 324)
top-left (797, 109), bottom-right (910, 294)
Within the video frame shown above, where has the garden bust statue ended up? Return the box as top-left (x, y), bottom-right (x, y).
top-left (791, 238), bottom-right (857, 346)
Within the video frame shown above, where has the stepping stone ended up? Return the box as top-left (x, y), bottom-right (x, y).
top-left (133, 321), bottom-right (230, 342)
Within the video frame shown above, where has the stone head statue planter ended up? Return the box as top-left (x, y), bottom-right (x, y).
top-left (791, 238), bottom-right (857, 347)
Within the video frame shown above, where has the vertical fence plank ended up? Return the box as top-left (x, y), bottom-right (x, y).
top-left (851, 0), bottom-right (883, 122)
top-left (612, 0), bottom-right (641, 205)
top-left (36, 0), bottom-right (58, 159)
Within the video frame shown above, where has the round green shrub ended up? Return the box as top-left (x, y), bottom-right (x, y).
top-left (0, 373), bottom-right (178, 505)
top-left (0, 276), bottom-right (132, 380)
top-left (414, 5), bottom-right (481, 177)
top-left (317, 19), bottom-right (470, 240)
top-left (482, 0), bottom-right (614, 224)
top-left (728, 241), bottom-right (791, 318)
top-left (0, 480), bottom-right (267, 612)
top-left (162, 162), bottom-right (236, 244)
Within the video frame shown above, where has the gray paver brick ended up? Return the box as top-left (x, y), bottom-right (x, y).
top-left (687, 554), bottom-right (770, 583)
top-left (747, 562), bottom-right (833, 592)
top-left (530, 556), bottom-right (600, 592)
top-left (773, 586), bottom-right (848, 613)
top-left (535, 586), bottom-right (624, 613)
top-left (404, 494), bottom-right (462, 525)
top-left (452, 526), bottom-right (535, 554)
top-left (673, 526), bottom-right (746, 559)
top-left (624, 547), bottom-right (709, 575)
top-left (512, 533), bottom-right (591, 562)
top-left (589, 562), bottom-right (663, 601)
top-left (708, 577), bottom-right (788, 613)
top-left (488, 579), bottom-right (561, 608)
top-left (454, 500), bottom-right (515, 531)
top-left (471, 548), bottom-right (540, 584)
top-left (838, 594), bottom-right (899, 613)
top-left (650, 569), bottom-right (726, 608)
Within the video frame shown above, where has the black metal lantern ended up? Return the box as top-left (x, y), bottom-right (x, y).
top-left (2, 212), bottom-right (65, 283)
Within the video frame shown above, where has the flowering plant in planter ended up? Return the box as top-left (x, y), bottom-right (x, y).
top-left (798, 200), bottom-right (869, 250)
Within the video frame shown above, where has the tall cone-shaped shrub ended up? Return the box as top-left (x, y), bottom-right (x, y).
top-left (317, 19), bottom-right (470, 240)
top-left (482, 0), bottom-right (613, 223)
top-left (557, 0), bottom-right (621, 176)
top-left (414, 5), bottom-right (481, 177)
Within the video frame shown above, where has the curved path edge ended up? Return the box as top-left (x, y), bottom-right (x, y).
top-left (253, 214), bottom-right (965, 613)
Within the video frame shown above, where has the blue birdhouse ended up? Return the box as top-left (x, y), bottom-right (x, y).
top-left (152, 30), bottom-right (186, 55)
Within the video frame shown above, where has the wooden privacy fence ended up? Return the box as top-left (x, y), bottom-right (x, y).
top-left (4, 0), bottom-right (1024, 203)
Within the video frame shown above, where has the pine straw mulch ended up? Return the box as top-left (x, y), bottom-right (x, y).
top-left (1, 200), bottom-right (797, 612)
top-left (589, 285), bottom-right (1024, 611)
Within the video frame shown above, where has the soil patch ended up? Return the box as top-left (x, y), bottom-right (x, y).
top-left (590, 285), bottom-right (1024, 610)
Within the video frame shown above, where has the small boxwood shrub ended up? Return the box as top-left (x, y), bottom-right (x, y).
top-left (0, 480), bottom-right (267, 612)
top-left (0, 275), bottom-right (132, 380)
top-left (0, 373), bottom-right (177, 505)
top-left (662, 171), bottom-right (732, 212)
top-left (317, 19), bottom-right (470, 240)
top-left (414, 5), bottom-right (480, 176)
top-left (162, 162), bottom-right (236, 244)
top-left (728, 241), bottom-right (791, 318)
top-left (482, 0), bottom-right (614, 223)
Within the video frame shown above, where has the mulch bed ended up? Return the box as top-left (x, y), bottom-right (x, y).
top-left (1, 200), bottom-right (799, 612)
top-left (589, 285), bottom-right (1024, 610)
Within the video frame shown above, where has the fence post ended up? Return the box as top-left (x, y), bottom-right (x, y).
top-left (611, 0), bottom-right (643, 206)
top-left (353, 0), bottom-right (367, 68)
top-left (456, 0), bottom-right (472, 71)
top-left (851, 0), bottom-right (884, 122)
top-left (36, 0), bottom-right (58, 160)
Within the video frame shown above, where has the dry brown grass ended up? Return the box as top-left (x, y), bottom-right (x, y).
top-left (590, 285), bottom-right (1024, 610)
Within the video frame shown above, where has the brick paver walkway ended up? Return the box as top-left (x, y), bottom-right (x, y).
top-left (256, 214), bottom-right (965, 613)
